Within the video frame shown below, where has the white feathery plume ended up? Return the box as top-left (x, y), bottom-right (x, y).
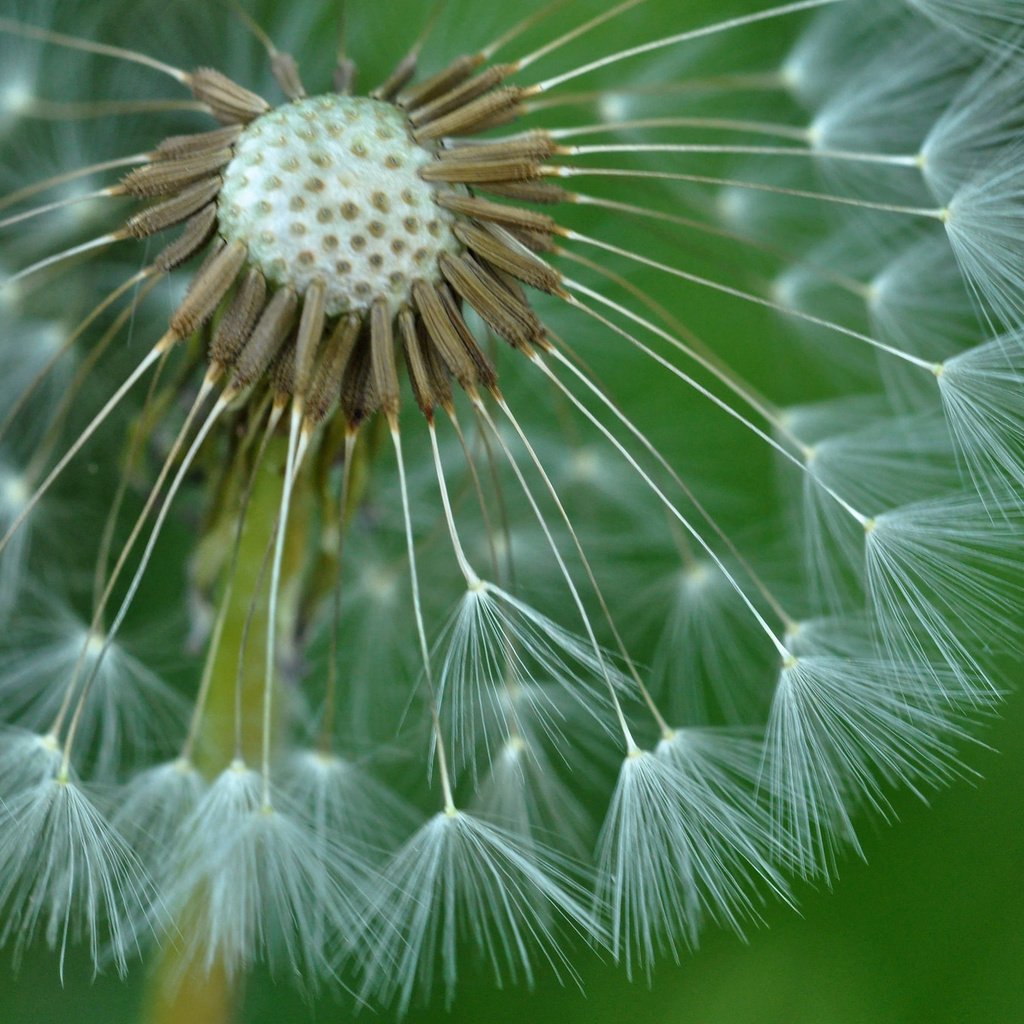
top-left (0, 769), bottom-right (158, 976)
top-left (938, 331), bottom-right (1024, 497)
top-left (356, 809), bottom-right (601, 1014)
top-left (782, 1), bottom-right (904, 109)
top-left (864, 492), bottom-right (1024, 703)
top-left (905, 0), bottom-right (1024, 48)
top-left (643, 559), bottom-right (777, 724)
top-left (867, 231), bottom-right (977, 367)
top-left (472, 730), bottom-right (594, 857)
top-left (434, 581), bottom-right (615, 773)
top-left (807, 20), bottom-right (969, 168)
top-left (596, 738), bottom-right (785, 980)
top-left (0, 602), bottom-right (188, 777)
top-left (110, 758), bottom-right (205, 876)
top-left (0, 461), bottom-right (33, 614)
top-left (0, 725), bottom-right (62, 797)
top-left (804, 411), bottom-right (958, 514)
top-left (921, 47), bottom-right (1024, 202)
top-left (943, 139), bottom-right (1024, 333)
top-left (764, 653), bottom-right (967, 878)
top-left (281, 749), bottom-right (419, 854)
top-left (158, 760), bottom-right (368, 984)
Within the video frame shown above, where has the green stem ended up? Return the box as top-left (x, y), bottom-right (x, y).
top-left (141, 432), bottom-right (312, 1023)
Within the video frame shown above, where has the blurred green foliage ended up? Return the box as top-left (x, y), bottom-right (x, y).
top-left (0, 0), bottom-right (1021, 1021)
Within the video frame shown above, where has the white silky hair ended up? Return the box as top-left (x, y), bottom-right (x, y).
top-left (111, 758), bottom-right (206, 876)
top-left (434, 582), bottom-right (619, 775)
top-left (865, 492), bottom-right (1024, 703)
top-left (943, 140), bottom-right (1024, 332)
top-left (0, 0), bottom-right (1022, 1009)
top-left (921, 47), bottom-right (1024, 202)
top-left (470, 728), bottom-right (596, 856)
top-left (596, 740), bottom-right (786, 979)
top-left (280, 748), bottom-right (420, 853)
top-left (639, 558), bottom-right (778, 724)
top-left (354, 809), bottom-right (602, 1014)
top-left (807, 20), bottom-right (971, 166)
top-left (0, 601), bottom-right (188, 777)
top-left (905, 0), bottom-right (1024, 48)
top-left (0, 725), bottom-right (62, 797)
top-left (938, 331), bottom-right (1024, 498)
top-left (0, 770), bottom-right (159, 976)
top-left (764, 652), bottom-right (967, 878)
top-left (867, 231), bottom-right (977, 366)
top-left (157, 761), bottom-right (371, 984)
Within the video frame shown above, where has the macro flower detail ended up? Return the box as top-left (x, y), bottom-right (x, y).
top-left (0, 0), bottom-right (1023, 1020)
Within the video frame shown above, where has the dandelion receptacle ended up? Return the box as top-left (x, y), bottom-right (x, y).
top-left (0, 0), bottom-right (1022, 1020)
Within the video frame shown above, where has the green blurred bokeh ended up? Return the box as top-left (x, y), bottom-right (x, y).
top-left (1, 0), bottom-right (1022, 1021)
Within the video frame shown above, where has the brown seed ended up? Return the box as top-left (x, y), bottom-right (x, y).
top-left (124, 177), bottom-right (222, 239)
top-left (170, 239), bottom-right (248, 339)
top-left (189, 67), bottom-right (271, 124)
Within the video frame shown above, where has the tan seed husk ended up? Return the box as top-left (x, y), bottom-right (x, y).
top-left (430, 133), bottom-right (556, 164)
top-left (408, 63), bottom-right (517, 126)
top-left (454, 222), bottom-right (561, 291)
top-left (124, 177), bottom-right (222, 239)
top-left (210, 268), bottom-right (268, 370)
top-left (190, 67), bottom-right (271, 123)
top-left (435, 193), bottom-right (557, 235)
top-left (152, 205), bottom-right (219, 272)
top-left (412, 280), bottom-right (494, 390)
top-left (420, 157), bottom-right (544, 185)
top-left (170, 239), bottom-right (248, 338)
top-left (121, 149), bottom-right (232, 198)
top-left (340, 328), bottom-right (376, 428)
top-left (272, 53), bottom-right (306, 100)
top-left (399, 307), bottom-right (445, 414)
top-left (293, 280), bottom-right (328, 401)
top-left (370, 297), bottom-right (400, 418)
top-left (231, 287), bottom-right (298, 389)
top-left (307, 314), bottom-right (361, 424)
top-left (439, 253), bottom-right (539, 349)
top-left (155, 125), bottom-right (243, 161)
top-left (372, 51), bottom-right (419, 102)
top-left (399, 53), bottom-right (485, 110)
top-left (478, 180), bottom-right (569, 204)
top-left (412, 87), bottom-right (525, 142)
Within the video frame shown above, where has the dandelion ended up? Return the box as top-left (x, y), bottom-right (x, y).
top-left (0, 0), bottom-right (1022, 1018)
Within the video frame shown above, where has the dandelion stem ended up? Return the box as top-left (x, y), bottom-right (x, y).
top-left (516, 0), bottom-right (647, 70)
top-left (0, 187), bottom-right (117, 231)
top-left (429, 421), bottom-right (481, 588)
top-left (0, 153), bottom-right (147, 213)
top-left (3, 231), bottom-right (123, 290)
top-left (550, 117), bottom-right (811, 141)
top-left (261, 412), bottom-right (309, 806)
top-left (564, 142), bottom-right (921, 167)
top-left (393, 423), bottom-right (458, 813)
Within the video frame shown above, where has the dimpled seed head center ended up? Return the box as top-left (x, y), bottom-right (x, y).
top-left (217, 95), bottom-right (461, 316)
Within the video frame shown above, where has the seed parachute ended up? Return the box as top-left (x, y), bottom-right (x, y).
top-left (0, 0), bottom-right (1022, 1017)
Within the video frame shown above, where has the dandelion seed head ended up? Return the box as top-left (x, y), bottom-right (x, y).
top-left (217, 94), bottom-right (460, 316)
top-left (1, 0), bottom-right (1023, 1009)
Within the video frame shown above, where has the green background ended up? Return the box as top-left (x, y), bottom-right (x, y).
top-left (1, 0), bottom-right (1022, 1021)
